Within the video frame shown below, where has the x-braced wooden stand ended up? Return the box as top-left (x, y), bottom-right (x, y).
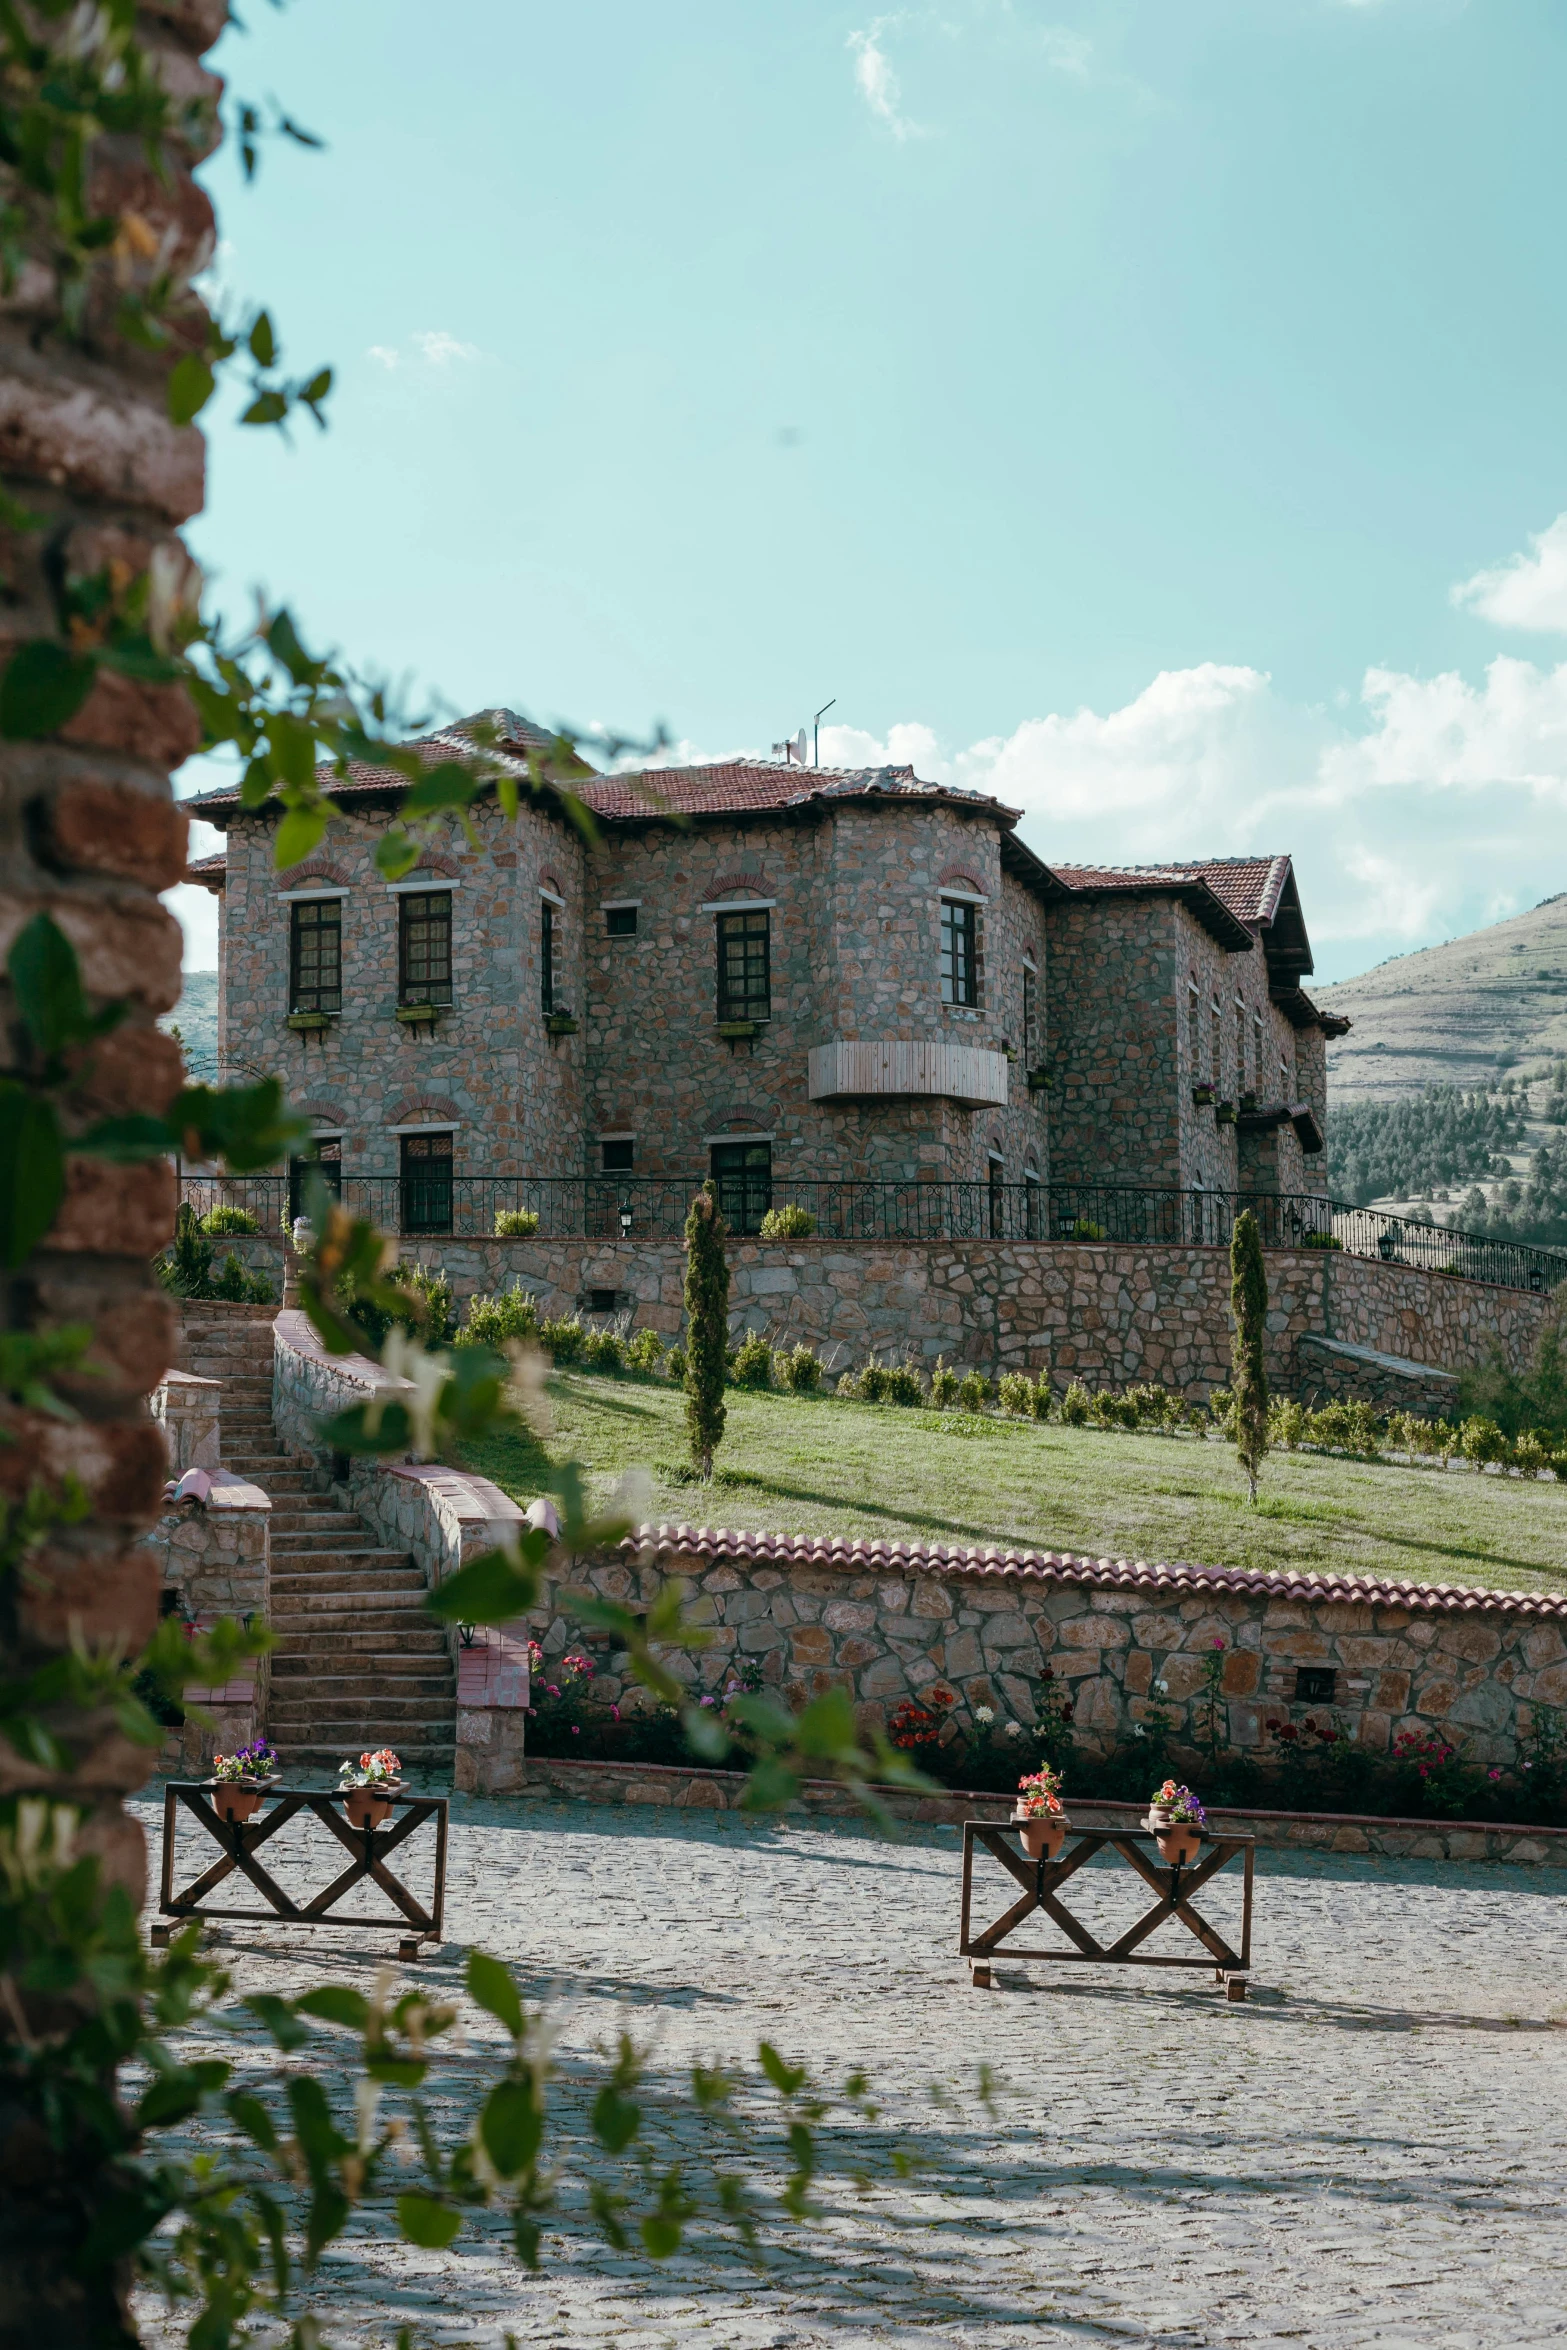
top-left (153, 1783), bottom-right (448, 1959)
top-left (960, 1820), bottom-right (1254, 1999)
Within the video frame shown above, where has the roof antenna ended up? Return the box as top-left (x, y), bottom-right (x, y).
top-left (813, 697), bottom-right (836, 768)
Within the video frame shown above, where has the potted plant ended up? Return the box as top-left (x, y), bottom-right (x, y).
top-left (1147, 1778), bottom-right (1205, 1866)
top-left (338, 1747), bottom-right (405, 1830)
top-left (1214, 1099), bottom-right (1237, 1126)
top-left (1190, 1081), bottom-right (1216, 1108)
top-left (1013, 1765), bottom-right (1070, 1861)
top-left (208, 1739), bottom-right (280, 1824)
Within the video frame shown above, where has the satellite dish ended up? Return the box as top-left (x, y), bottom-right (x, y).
top-left (791, 728), bottom-right (808, 764)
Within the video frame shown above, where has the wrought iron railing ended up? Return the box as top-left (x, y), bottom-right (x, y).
top-left (174, 1172), bottom-right (1567, 1295)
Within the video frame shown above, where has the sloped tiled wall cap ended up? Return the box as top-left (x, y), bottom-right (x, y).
top-left (616, 1524), bottom-right (1567, 1621)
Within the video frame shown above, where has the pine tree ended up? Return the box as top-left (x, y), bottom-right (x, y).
top-left (683, 1182), bottom-right (730, 1477)
top-left (1230, 1208), bottom-right (1269, 1504)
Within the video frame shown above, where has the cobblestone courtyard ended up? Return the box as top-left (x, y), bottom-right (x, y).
top-left (133, 1791), bottom-right (1567, 2349)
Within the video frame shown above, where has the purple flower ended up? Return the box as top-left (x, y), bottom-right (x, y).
top-left (571, 1725), bottom-right (580, 1736)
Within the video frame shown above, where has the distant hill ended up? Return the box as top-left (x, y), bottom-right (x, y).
top-left (1319, 895), bottom-right (1567, 1104)
top-left (162, 969), bottom-right (218, 1082)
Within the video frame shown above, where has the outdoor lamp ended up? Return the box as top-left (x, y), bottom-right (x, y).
top-left (619, 1203), bottom-right (633, 1237)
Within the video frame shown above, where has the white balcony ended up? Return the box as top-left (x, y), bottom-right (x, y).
top-left (807, 1037), bottom-right (1010, 1108)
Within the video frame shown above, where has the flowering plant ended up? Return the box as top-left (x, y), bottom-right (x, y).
top-left (338, 1747), bottom-right (402, 1789)
top-left (212, 1739), bottom-right (278, 1784)
top-left (1150, 1778), bottom-right (1205, 1826)
top-left (888, 1685), bottom-right (956, 1751)
top-left (1015, 1765), bottom-right (1065, 1817)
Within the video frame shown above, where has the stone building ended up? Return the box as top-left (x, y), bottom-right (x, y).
top-left (187, 711), bottom-right (1345, 1233)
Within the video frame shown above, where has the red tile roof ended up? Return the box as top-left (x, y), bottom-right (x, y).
top-left (1049, 855), bottom-right (1293, 930)
top-left (575, 758), bottom-right (1011, 823)
top-left (622, 1524), bottom-right (1567, 1619)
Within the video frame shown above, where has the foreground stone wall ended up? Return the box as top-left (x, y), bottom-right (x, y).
top-left (536, 1528), bottom-right (1567, 1777)
top-left (367, 1233), bottom-right (1549, 1394)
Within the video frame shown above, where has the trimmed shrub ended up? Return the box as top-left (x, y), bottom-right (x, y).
top-left (957, 1370), bottom-right (989, 1413)
top-left (1460, 1414), bottom-right (1510, 1467)
top-left (463, 1284), bottom-right (541, 1349)
top-left (582, 1327), bottom-right (625, 1373)
top-left (775, 1342), bottom-right (823, 1393)
top-left (202, 1204), bottom-right (258, 1235)
top-left (625, 1328), bottom-right (667, 1375)
top-left (1086, 1387), bottom-right (1119, 1430)
top-left (540, 1315), bottom-right (586, 1366)
top-left (1062, 1217), bottom-right (1106, 1241)
top-left (730, 1331), bottom-right (774, 1389)
top-left (1059, 1380), bottom-right (1090, 1427)
top-left (684, 1185), bottom-right (730, 1477)
top-left (211, 1251), bottom-right (274, 1304)
top-left (1302, 1231), bottom-right (1343, 1251)
top-left (399, 1265), bottom-right (455, 1343)
top-left (996, 1371), bottom-right (1034, 1417)
top-left (1028, 1376), bottom-right (1053, 1421)
top-left (666, 1343), bottom-right (687, 1382)
top-left (758, 1203), bottom-right (817, 1239)
top-left (882, 1361), bottom-right (924, 1407)
top-left (1513, 1427), bottom-right (1551, 1476)
top-left (929, 1358), bottom-right (959, 1409)
top-left (494, 1207), bottom-right (540, 1237)
top-left (1269, 1398), bottom-right (1309, 1450)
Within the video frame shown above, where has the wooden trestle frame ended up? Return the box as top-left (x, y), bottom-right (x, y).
top-left (959, 1820), bottom-right (1254, 1999)
top-left (154, 1782), bottom-right (448, 1959)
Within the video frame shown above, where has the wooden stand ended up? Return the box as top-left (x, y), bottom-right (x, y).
top-left (154, 1781), bottom-right (447, 1957)
top-left (960, 1819), bottom-right (1254, 1998)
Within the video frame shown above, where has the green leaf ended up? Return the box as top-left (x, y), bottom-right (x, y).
top-left (269, 710), bottom-right (317, 790)
top-left (305, 2183), bottom-right (351, 2266)
top-left (241, 389), bottom-right (288, 427)
top-left (0, 1084), bottom-right (65, 1268)
top-left (244, 1992), bottom-right (311, 2052)
top-left (591, 2083), bottom-right (640, 2154)
top-left (225, 2089), bottom-right (277, 2152)
top-left (682, 1704), bottom-right (730, 1763)
top-left (266, 609), bottom-right (320, 687)
top-left (512, 2211), bottom-right (543, 2270)
top-left (374, 828), bottom-right (421, 881)
top-left (248, 309), bottom-right (277, 367)
top-left (9, 911), bottom-right (92, 1057)
top-left (399, 759), bottom-right (483, 819)
top-left (738, 1756), bottom-right (802, 1814)
top-left (76, 1113), bottom-right (174, 1162)
top-left (641, 2212), bottom-right (682, 2258)
top-left (426, 1549), bottom-right (537, 1626)
top-left (293, 1984), bottom-right (370, 2031)
top-left (480, 2078), bottom-right (543, 2178)
top-left (364, 2054), bottom-right (428, 2087)
top-left (396, 2194), bottom-right (463, 2249)
top-left (790, 1685), bottom-right (860, 1760)
top-left (758, 2042), bottom-right (807, 2098)
top-left (250, 2185), bottom-right (289, 2295)
top-left (167, 352), bottom-right (215, 425)
top-left (465, 1949), bottom-right (524, 2038)
top-left (299, 366), bottom-right (333, 410)
top-left (173, 1076), bottom-right (310, 1176)
top-left (135, 2057), bottom-right (228, 2130)
top-left (274, 804), bottom-right (326, 869)
top-left (0, 640), bottom-right (97, 739)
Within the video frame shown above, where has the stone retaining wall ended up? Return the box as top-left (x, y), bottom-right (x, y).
top-left (513, 1754), bottom-right (1567, 1866)
top-left (538, 1527), bottom-right (1567, 1778)
top-left (141, 1470), bottom-right (271, 1772)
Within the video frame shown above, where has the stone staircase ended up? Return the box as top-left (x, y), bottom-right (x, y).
top-left (180, 1308), bottom-right (457, 1782)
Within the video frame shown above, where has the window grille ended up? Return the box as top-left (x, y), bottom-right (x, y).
top-left (1023, 964), bottom-right (1038, 1063)
top-left (288, 1137), bottom-right (341, 1222)
top-left (941, 899), bottom-right (978, 1006)
top-left (716, 909), bottom-right (770, 1021)
top-left (400, 1131), bottom-right (453, 1234)
top-left (290, 900), bottom-right (341, 1014)
top-left (541, 900), bottom-right (557, 1013)
top-left (710, 1139), bottom-right (772, 1234)
top-left (398, 891), bottom-right (453, 1006)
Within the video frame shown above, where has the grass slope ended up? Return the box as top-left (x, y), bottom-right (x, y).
top-left (1320, 892), bottom-right (1567, 1103)
top-left (466, 1372), bottom-right (1567, 1598)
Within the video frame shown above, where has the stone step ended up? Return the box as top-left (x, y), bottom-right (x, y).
top-left (268, 1707), bottom-right (459, 1736)
top-left (271, 1743), bottom-right (455, 1773)
top-left (270, 1609), bottom-right (443, 1636)
top-left (270, 1550), bottom-right (415, 1575)
top-left (271, 1625), bottom-right (451, 1656)
top-left (269, 1668), bottom-right (455, 1699)
top-left (272, 1527), bottom-right (382, 1553)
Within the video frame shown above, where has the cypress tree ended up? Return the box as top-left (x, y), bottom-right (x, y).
top-left (684, 1182), bottom-right (730, 1478)
top-left (1230, 1208), bottom-right (1270, 1504)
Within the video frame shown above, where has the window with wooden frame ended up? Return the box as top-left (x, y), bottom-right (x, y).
top-left (710, 1139), bottom-right (771, 1233)
top-left (400, 1130), bottom-right (453, 1234)
top-left (716, 908), bottom-right (770, 1022)
top-left (289, 899), bottom-right (341, 1014)
top-left (288, 1135), bottom-right (342, 1222)
top-left (604, 903), bottom-right (638, 938)
top-left (541, 898), bottom-right (558, 1013)
top-left (398, 890), bottom-right (453, 1006)
top-left (940, 898), bottom-right (978, 1006)
top-left (1022, 963), bottom-right (1038, 1064)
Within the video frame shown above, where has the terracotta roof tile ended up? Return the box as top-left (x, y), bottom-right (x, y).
top-left (620, 1523), bottom-right (1567, 1620)
top-left (574, 759), bottom-right (1012, 824)
top-left (1049, 855), bottom-right (1292, 930)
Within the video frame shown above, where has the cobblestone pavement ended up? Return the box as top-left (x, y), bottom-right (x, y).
top-left (131, 1790), bottom-right (1567, 2349)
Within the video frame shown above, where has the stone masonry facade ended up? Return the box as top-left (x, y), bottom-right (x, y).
top-left (189, 725), bottom-right (1342, 1211)
top-left (541, 1528), bottom-right (1567, 1776)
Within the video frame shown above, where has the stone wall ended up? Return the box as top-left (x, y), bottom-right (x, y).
top-left (536, 1527), bottom-right (1567, 1777)
top-left (378, 1232), bottom-right (1549, 1393)
top-left (142, 1470), bottom-right (272, 1773)
top-left (153, 1371), bottom-right (221, 1474)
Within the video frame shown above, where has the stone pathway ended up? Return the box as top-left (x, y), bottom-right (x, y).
top-left (130, 1790), bottom-right (1567, 2349)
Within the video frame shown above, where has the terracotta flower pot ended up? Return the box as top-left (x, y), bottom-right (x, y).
top-left (212, 1784), bottom-right (264, 1824)
top-left (1014, 1809), bottom-right (1068, 1861)
top-left (343, 1781), bottom-right (403, 1830)
top-left (1147, 1804), bottom-right (1177, 1832)
top-left (1156, 1822), bottom-right (1203, 1867)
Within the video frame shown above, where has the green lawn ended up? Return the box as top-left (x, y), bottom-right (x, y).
top-left (465, 1373), bottom-right (1567, 1598)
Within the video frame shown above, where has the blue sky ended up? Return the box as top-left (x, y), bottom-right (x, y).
top-left (173, 0), bottom-right (1567, 986)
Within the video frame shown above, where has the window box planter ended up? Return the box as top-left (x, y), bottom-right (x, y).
top-left (1214, 1100), bottom-right (1237, 1125)
top-left (1238, 1090), bottom-right (1258, 1114)
top-left (1026, 1065), bottom-right (1052, 1094)
top-left (396, 1002), bottom-right (445, 1026)
top-left (545, 1010), bottom-right (579, 1036)
top-left (286, 1010), bottom-right (332, 1034)
top-left (716, 1018), bottom-right (760, 1042)
top-left (1190, 1082), bottom-right (1216, 1108)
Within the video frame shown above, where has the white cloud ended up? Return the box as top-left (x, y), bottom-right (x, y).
top-left (1452, 512), bottom-right (1567, 635)
top-left (816, 638), bottom-right (1567, 974)
top-left (1037, 26), bottom-right (1092, 76)
top-left (847, 18), bottom-right (927, 140)
top-left (365, 330), bottom-right (482, 372)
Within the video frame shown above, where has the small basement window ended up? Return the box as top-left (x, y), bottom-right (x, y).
top-left (605, 904), bottom-right (638, 937)
top-left (1294, 1667), bottom-right (1337, 1704)
top-left (601, 1139), bottom-right (634, 1173)
top-left (588, 1288), bottom-right (618, 1314)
